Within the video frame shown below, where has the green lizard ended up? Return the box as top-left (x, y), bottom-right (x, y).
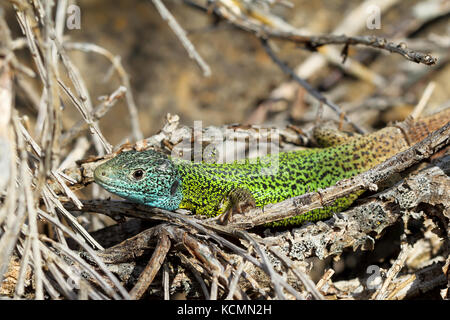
top-left (94, 109), bottom-right (449, 226)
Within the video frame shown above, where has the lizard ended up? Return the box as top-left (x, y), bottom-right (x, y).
top-left (93, 109), bottom-right (450, 226)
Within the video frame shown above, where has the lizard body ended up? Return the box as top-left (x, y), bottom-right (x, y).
top-left (94, 109), bottom-right (449, 226)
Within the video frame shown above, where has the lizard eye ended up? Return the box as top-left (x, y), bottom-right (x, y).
top-left (132, 169), bottom-right (145, 180)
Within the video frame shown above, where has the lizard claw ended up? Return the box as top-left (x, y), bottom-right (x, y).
top-left (214, 188), bottom-right (256, 225)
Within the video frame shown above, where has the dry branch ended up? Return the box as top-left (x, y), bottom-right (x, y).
top-left (186, 0), bottom-right (437, 66)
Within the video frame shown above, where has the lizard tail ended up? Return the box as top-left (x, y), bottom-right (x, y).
top-left (398, 108), bottom-right (450, 146)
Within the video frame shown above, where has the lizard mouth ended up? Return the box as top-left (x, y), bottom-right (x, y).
top-left (93, 164), bottom-right (116, 189)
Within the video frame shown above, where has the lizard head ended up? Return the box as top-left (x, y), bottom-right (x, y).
top-left (94, 149), bottom-right (182, 210)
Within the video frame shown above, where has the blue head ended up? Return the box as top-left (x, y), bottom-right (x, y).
top-left (94, 150), bottom-right (183, 210)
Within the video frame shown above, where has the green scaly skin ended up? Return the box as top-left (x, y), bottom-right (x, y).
top-left (93, 110), bottom-right (449, 226)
